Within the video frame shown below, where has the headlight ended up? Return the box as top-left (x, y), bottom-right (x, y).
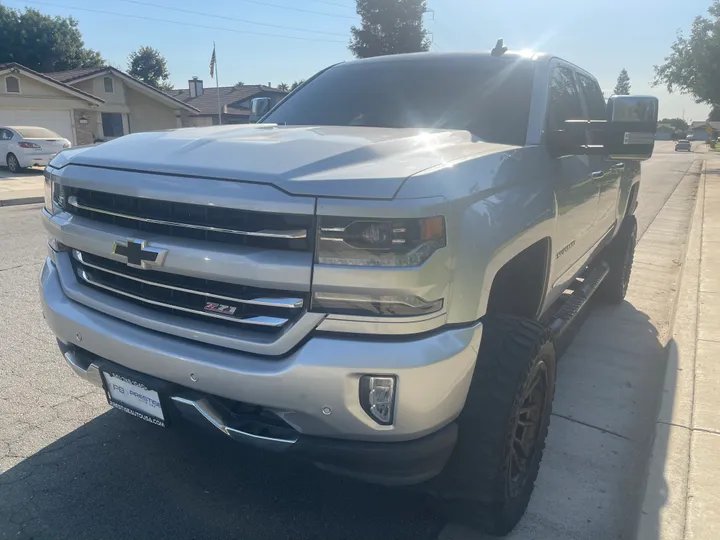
top-left (43, 174), bottom-right (66, 215)
top-left (316, 216), bottom-right (446, 267)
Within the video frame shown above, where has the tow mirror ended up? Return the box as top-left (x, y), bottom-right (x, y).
top-left (250, 97), bottom-right (271, 123)
top-left (547, 95), bottom-right (658, 160)
top-left (604, 95), bottom-right (658, 160)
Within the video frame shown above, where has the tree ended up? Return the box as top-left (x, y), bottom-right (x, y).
top-left (277, 82), bottom-right (290, 91)
top-left (349, 0), bottom-right (430, 59)
top-left (235, 81), bottom-right (245, 87)
top-left (613, 69), bottom-right (631, 95)
top-left (127, 46), bottom-right (170, 89)
top-left (659, 117), bottom-right (689, 131)
top-left (654, 1), bottom-right (720, 108)
top-left (709, 107), bottom-right (720, 121)
top-left (290, 79), bottom-right (306, 91)
top-left (0, 6), bottom-right (103, 72)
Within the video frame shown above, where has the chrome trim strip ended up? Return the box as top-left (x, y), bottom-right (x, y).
top-left (72, 250), bottom-right (304, 309)
top-left (63, 351), bottom-right (103, 388)
top-left (77, 269), bottom-right (288, 327)
top-left (67, 195), bottom-right (307, 239)
top-left (171, 396), bottom-right (298, 449)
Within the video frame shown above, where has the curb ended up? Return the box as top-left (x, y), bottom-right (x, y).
top-left (0, 196), bottom-right (44, 207)
top-left (634, 160), bottom-right (706, 539)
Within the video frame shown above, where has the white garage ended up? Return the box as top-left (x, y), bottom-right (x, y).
top-left (0, 109), bottom-right (74, 143)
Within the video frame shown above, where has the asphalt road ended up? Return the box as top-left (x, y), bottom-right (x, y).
top-left (0, 142), bottom-right (701, 540)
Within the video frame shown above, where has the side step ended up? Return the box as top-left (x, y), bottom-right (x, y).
top-left (548, 261), bottom-right (610, 341)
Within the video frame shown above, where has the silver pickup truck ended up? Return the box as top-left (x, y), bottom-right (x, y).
top-left (40, 48), bottom-right (658, 535)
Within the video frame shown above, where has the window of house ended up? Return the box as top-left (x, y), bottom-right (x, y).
top-left (101, 113), bottom-right (124, 138)
top-left (104, 76), bottom-right (114, 93)
top-left (546, 65), bottom-right (583, 133)
top-left (5, 76), bottom-right (20, 93)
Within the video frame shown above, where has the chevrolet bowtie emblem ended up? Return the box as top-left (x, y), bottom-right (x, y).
top-left (112, 239), bottom-right (168, 269)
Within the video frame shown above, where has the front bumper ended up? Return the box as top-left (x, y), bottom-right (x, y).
top-left (62, 345), bottom-right (458, 485)
top-left (41, 257), bottom-right (482, 445)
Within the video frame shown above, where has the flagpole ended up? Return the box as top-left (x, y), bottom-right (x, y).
top-left (214, 42), bottom-right (222, 125)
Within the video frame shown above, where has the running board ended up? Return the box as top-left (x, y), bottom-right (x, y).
top-left (548, 261), bottom-right (610, 340)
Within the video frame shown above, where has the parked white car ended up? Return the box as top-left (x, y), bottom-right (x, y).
top-left (0, 126), bottom-right (71, 173)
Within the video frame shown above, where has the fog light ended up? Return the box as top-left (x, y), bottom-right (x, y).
top-left (359, 375), bottom-right (396, 426)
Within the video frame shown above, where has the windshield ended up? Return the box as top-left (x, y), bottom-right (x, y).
top-left (265, 56), bottom-right (535, 146)
top-left (15, 127), bottom-right (62, 139)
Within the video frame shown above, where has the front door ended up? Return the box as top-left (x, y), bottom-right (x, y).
top-left (547, 63), bottom-right (600, 288)
top-left (577, 71), bottom-right (622, 237)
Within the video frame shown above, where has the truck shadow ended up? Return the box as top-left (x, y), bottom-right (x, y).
top-left (0, 302), bottom-right (670, 540)
top-left (0, 409), bottom-right (439, 540)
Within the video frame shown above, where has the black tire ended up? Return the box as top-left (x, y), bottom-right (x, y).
top-left (6, 153), bottom-right (22, 174)
top-left (433, 315), bottom-right (556, 536)
top-left (596, 215), bottom-right (637, 304)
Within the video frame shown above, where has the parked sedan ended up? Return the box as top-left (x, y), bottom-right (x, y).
top-left (0, 126), bottom-right (71, 173)
top-left (675, 139), bottom-right (692, 152)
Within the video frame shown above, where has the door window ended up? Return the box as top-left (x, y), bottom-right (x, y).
top-left (101, 113), bottom-right (124, 138)
top-left (577, 73), bottom-right (607, 145)
top-left (546, 66), bottom-right (583, 133)
top-left (577, 73), bottom-right (606, 121)
top-left (0, 129), bottom-right (12, 141)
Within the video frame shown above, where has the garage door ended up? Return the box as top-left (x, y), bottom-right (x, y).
top-left (0, 109), bottom-right (74, 144)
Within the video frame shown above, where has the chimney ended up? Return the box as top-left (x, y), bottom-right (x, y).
top-left (268, 82), bottom-right (271, 88)
top-left (188, 76), bottom-right (204, 98)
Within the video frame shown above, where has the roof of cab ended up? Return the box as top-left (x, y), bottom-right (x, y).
top-left (341, 51), bottom-right (550, 67)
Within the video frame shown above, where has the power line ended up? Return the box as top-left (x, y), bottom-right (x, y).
top-left (204, 0), bottom-right (357, 20)
top-left (9, 0), bottom-right (348, 43)
top-left (115, 0), bottom-right (348, 37)
top-left (307, 0), bottom-right (356, 8)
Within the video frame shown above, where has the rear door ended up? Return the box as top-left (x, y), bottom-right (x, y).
top-left (576, 71), bottom-right (622, 237)
top-left (547, 62), bottom-right (600, 286)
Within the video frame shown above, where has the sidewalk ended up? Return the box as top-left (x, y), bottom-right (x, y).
top-left (0, 170), bottom-right (44, 207)
top-left (637, 158), bottom-right (720, 539)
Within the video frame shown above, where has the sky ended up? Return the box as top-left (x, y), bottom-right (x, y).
top-left (4, 0), bottom-right (714, 122)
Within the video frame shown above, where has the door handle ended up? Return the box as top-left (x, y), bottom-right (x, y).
top-left (591, 171), bottom-right (604, 179)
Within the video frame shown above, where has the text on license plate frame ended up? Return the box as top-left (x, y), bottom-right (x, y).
top-left (102, 371), bottom-right (166, 427)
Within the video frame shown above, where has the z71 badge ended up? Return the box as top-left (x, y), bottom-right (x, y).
top-left (204, 302), bottom-right (237, 315)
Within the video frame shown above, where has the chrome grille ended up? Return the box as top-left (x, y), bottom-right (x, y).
top-left (70, 250), bottom-right (307, 333)
top-left (64, 187), bottom-right (313, 251)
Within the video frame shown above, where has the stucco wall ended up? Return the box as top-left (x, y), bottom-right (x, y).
top-left (126, 87), bottom-right (177, 133)
top-left (3, 73), bottom-right (69, 98)
top-left (0, 72), bottom-right (90, 110)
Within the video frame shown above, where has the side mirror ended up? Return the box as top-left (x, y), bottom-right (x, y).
top-left (249, 97), bottom-right (271, 123)
top-left (604, 95), bottom-right (658, 160)
top-left (546, 95), bottom-right (659, 160)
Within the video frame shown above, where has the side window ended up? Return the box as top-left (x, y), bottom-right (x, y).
top-left (577, 73), bottom-right (606, 120)
top-left (0, 129), bottom-right (12, 141)
top-left (546, 66), bottom-right (582, 133)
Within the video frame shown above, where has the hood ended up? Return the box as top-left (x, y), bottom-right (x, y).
top-left (55, 125), bottom-right (516, 199)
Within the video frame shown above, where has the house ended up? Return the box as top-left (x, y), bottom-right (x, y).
top-left (0, 63), bottom-right (199, 146)
top-left (688, 121), bottom-right (720, 141)
top-left (165, 78), bottom-right (288, 126)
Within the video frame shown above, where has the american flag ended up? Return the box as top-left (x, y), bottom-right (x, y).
top-left (209, 45), bottom-right (216, 78)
